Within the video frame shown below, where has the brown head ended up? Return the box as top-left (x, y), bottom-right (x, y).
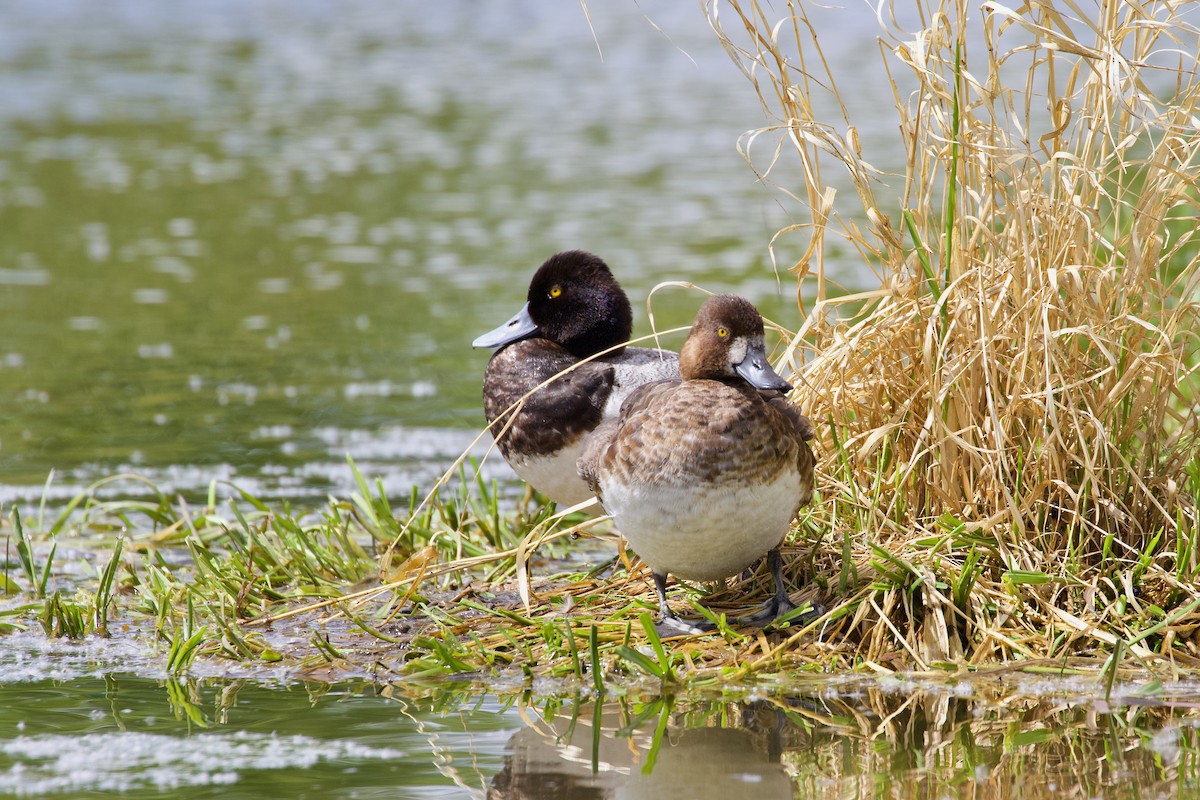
top-left (678, 294), bottom-right (792, 391)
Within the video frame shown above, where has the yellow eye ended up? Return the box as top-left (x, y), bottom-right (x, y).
top-left (549, 285), bottom-right (563, 299)
top-left (716, 326), bottom-right (729, 338)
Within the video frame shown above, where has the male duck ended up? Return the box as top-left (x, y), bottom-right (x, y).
top-left (578, 294), bottom-right (816, 634)
top-left (473, 250), bottom-right (678, 507)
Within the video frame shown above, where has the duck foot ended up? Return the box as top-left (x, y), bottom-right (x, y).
top-left (653, 614), bottom-right (716, 638)
top-left (734, 548), bottom-right (823, 629)
top-left (650, 571), bottom-right (715, 637)
top-left (736, 597), bottom-right (824, 629)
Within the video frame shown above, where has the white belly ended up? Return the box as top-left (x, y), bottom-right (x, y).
top-left (601, 471), bottom-right (800, 581)
top-left (510, 445), bottom-right (596, 508)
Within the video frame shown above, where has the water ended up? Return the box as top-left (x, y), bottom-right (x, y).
top-left (0, 653), bottom-right (1195, 799)
top-left (0, 0), bottom-right (899, 508)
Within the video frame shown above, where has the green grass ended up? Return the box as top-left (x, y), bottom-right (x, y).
top-left (2, 448), bottom-right (1198, 687)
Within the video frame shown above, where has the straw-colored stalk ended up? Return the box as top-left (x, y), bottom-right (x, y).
top-left (706, 0), bottom-right (1200, 668)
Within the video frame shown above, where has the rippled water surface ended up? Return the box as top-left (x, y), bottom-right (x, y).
top-left (0, 639), bottom-right (1196, 800)
top-left (0, 0), bottom-right (900, 507)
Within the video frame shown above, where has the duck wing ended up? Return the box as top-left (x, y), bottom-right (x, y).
top-left (577, 378), bottom-right (680, 499)
top-left (484, 340), bottom-right (615, 459)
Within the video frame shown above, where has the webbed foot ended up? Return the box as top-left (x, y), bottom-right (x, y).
top-left (653, 613), bottom-right (716, 638)
top-left (651, 570), bottom-right (716, 637)
top-left (737, 596), bottom-right (824, 628)
top-left (734, 547), bottom-right (824, 628)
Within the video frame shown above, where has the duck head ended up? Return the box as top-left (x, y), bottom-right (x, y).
top-left (472, 250), bottom-right (633, 358)
top-left (679, 294), bottom-right (792, 391)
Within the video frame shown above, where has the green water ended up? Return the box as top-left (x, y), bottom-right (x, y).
top-left (0, 674), bottom-right (515, 798)
top-left (0, 657), bottom-right (1194, 799)
top-left (0, 1), bottom-right (878, 509)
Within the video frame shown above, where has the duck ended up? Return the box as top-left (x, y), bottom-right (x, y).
top-left (577, 293), bottom-right (816, 635)
top-left (473, 250), bottom-right (679, 507)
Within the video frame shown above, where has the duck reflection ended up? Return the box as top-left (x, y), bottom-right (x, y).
top-left (488, 699), bottom-right (791, 800)
top-left (482, 679), bottom-right (1200, 800)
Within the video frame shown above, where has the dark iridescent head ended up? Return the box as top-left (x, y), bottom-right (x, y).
top-left (472, 250), bottom-right (633, 358)
top-left (679, 294), bottom-right (792, 391)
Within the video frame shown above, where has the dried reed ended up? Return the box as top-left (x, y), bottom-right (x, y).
top-left (704, 0), bottom-right (1200, 670)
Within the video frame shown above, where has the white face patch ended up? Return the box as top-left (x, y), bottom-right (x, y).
top-left (728, 337), bottom-right (749, 371)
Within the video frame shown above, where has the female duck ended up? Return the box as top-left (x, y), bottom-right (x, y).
top-left (473, 250), bottom-right (678, 507)
top-left (578, 294), bottom-right (815, 634)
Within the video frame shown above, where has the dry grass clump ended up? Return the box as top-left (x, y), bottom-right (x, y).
top-left (705, 0), bottom-right (1200, 668)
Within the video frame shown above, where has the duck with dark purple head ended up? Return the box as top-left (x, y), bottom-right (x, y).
top-left (473, 250), bottom-right (678, 507)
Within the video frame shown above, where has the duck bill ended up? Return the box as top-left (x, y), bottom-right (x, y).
top-left (734, 343), bottom-right (792, 392)
top-left (472, 303), bottom-right (539, 349)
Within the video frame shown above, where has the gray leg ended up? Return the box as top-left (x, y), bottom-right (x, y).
top-left (739, 548), bottom-right (822, 627)
top-left (653, 571), bottom-right (674, 620)
top-left (652, 571), bottom-right (715, 637)
top-left (767, 548), bottom-right (798, 618)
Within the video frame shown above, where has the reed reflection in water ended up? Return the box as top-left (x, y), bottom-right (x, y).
top-left (486, 679), bottom-right (1198, 800)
